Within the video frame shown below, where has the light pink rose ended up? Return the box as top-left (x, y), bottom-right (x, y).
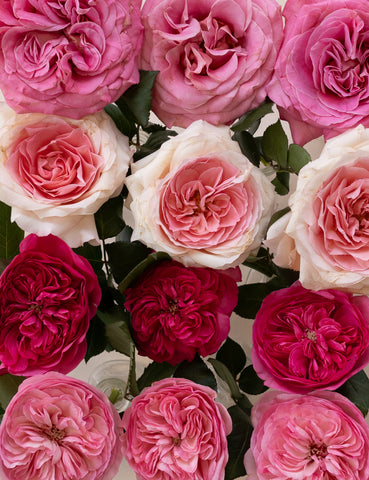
top-left (0, 372), bottom-right (124, 480)
top-left (122, 377), bottom-right (232, 480)
top-left (287, 125), bottom-right (369, 293)
top-left (268, 0), bottom-right (369, 145)
top-left (140, 0), bottom-right (283, 128)
top-left (124, 260), bottom-right (241, 365)
top-left (126, 120), bottom-right (275, 268)
top-left (0, 102), bottom-right (131, 247)
top-left (245, 390), bottom-right (369, 480)
top-left (0, 0), bottom-right (143, 118)
top-left (0, 234), bottom-right (101, 376)
top-left (252, 282), bottom-right (369, 393)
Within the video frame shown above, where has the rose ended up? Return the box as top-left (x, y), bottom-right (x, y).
top-left (251, 282), bottom-right (369, 394)
top-left (0, 0), bottom-right (143, 118)
top-left (122, 377), bottom-right (232, 480)
top-left (0, 372), bottom-right (124, 480)
top-left (125, 120), bottom-right (275, 268)
top-left (287, 125), bottom-right (369, 293)
top-left (263, 211), bottom-right (300, 271)
top-left (0, 233), bottom-right (101, 376)
top-left (244, 390), bottom-right (369, 480)
top-left (124, 260), bottom-right (240, 365)
top-left (268, 0), bottom-right (369, 145)
top-left (139, 0), bottom-right (283, 128)
top-left (0, 102), bottom-right (131, 247)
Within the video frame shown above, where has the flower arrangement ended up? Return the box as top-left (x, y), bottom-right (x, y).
top-left (0, 0), bottom-right (369, 479)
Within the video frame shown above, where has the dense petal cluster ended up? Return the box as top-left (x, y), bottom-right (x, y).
top-left (0, 234), bottom-right (101, 376)
top-left (0, 372), bottom-right (124, 480)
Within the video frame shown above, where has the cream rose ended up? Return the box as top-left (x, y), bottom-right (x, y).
top-left (0, 102), bottom-right (131, 247)
top-left (126, 120), bottom-right (275, 268)
top-left (287, 125), bottom-right (369, 293)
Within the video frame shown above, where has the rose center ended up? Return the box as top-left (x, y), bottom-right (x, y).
top-left (308, 442), bottom-right (328, 460)
top-left (44, 425), bottom-right (66, 444)
top-left (305, 329), bottom-right (317, 342)
top-left (172, 435), bottom-right (181, 446)
top-left (167, 298), bottom-right (178, 314)
top-left (29, 303), bottom-right (43, 314)
top-left (193, 190), bottom-right (203, 215)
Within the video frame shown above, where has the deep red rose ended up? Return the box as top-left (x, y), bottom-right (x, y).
top-left (0, 234), bottom-right (101, 376)
top-left (124, 260), bottom-right (240, 365)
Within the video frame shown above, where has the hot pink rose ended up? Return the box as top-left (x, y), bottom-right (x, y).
top-left (252, 282), bottom-right (369, 394)
top-left (0, 234), bottom-right (101, 376)
top-left (287, 126), bottom-right (369, 293)
top-left (126, 121), bottom-right (275, 268)
top-left (124, 260), bottom-right (240, 365)
top-left (0, 0), bottom-right (143, 118)
top-left (122, 377), bottom-right (232, 480)
top-left (268, 0), bottom-right (369, 145)
top-left (244, 390), bottom-right (369, 480)
top-left (0, 372), bottom-right (124, 480)
top-left (140, 0), bottom-right (283, 128)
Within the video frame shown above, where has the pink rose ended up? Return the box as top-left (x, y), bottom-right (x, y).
top-left (287, 126), bottom-right (369, 293)
top-left (0, 0), bottom-right (143, 118)
top-left (140, 0), bottom-right (283, 128)
top-left (0, 372), bottom-right (124, 480)
top-left (252, 282), bottom-right (369, 394)
top-left (122, 377), bottom-right (232, 480)
top-left (126, 120), bottom-right (275, 268)
top-left (0, 103), bottom-right (131, 247)
top-left (268, 0), bottom-right (369, 145)
top-left (245, 390), bottom-right (369, 480)
top-left (124, 260), bottom-right (240, 365)
top-left (0, 234), bottom-right (101, 376)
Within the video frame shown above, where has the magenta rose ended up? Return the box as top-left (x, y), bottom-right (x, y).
top-left (122, 377), bottom-right (232, 480)
top-left (0, 0), bottom-right (143, 118)
top-left (244, 390), bottom-right (369, 480)
top-left (124, 260), bottom-right (240, 365)
top-left (0, 234), bottom-right (101, 376)
top-left (268, 0), bottom-right (369, 145)
top-left (139, 0), bottom-right (283, 128)
top-left (0, 372), bottom-right (124, 480)
top-left (252, 282), bottom-right (369, 394)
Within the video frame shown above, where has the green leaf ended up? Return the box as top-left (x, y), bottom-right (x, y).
top-left (106, 240), bottom-right (152, 284)
top-left (116, 225), bottom-right (133, 243)
top-left (231, 100), bottom-right (274, 132)
top-left (0, 201), bottom-right (24, 259)
top-left (117, 70), bottom-right (159, 127)
top-left (232, 131), bottom-right (260, 167)
top-left (133, 129), bottom-right (178, 161)
top-left (216, 338), bottom-right (246, 377)
top-left (271, 170), bottom-right (290, 195)
top-left (85, 315), bottom-right (108, 362)
top-left (243, 247), bottom-right (275, 278)
top-left (268, 206), bottom-right (291, 228)
top-left (104, 103), bottom-right (137, 139)
top-left (73, 243), bottom-right (104, 275)
top-left (137, 362), bottom-right (177, 391)
top-left (118, 251), bottom-right (171, 294)
top-left (235, 283), bottom-right (273, 319)
top-left (225, 405), bottom-right (253, 480)
top-left (94, 196), bottom-right (125, 240)
top-left (0, 374), bottom-right (25, 409)
top-left (208, 358), bottom-right (243, 401)
top-left (288, 143), bottom-right (311, 174)
top-left (104, 320), bottom-right (133, 357)
top-left (239, 364), bottom-right (268, 395)
top-left (336, 370), bottom-right (369, 416)
top-left (0, 259), bottom-right (11, 276)
top-left (262, 120), bottom-right (288, 169)
top-left (174, 355), bottom-right (217, 391)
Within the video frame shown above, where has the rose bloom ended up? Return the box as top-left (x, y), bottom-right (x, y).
top-left (126, 120), bottom-right (275, 268)
top-left (122, 377), bottom-right (232, 480)
top-left (252, 282), bottom-right (369, 394)
top-left (124, 260), bottom-right (240, 365)
top-left (244, 390), bottom-right (369, 480)
top-left (0, 234), bottom-right (101, 376)
top-left (0, 0), bottom-right (143, 118)
top-left (0, 372), bottom-right (124, 480)
top-left (139, 0), bottom-right (283, 128)
top-left (0, 102), bottom-right (131, 247)
top-left (268, 0), bottom-right (369, 145)
top-left (286, 125), bottom-right (369, 293)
